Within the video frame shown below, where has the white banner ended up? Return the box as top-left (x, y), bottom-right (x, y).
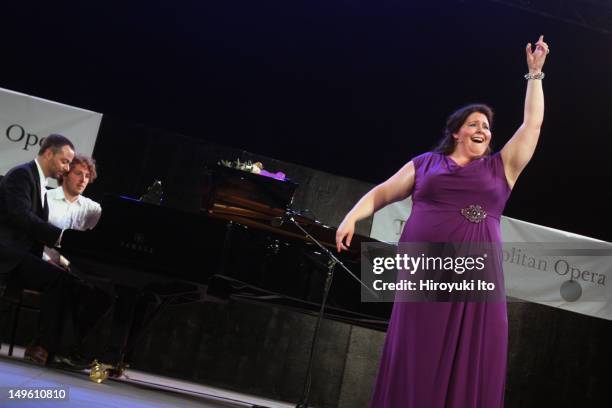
top-left (0, 87), bottom-right (102, 176)
top-left (370, 197), bottom-right (412, 243)
top-left (501, 217), bottom-right (612, 320)
top-left (370, 203), bottom-right (612, 320)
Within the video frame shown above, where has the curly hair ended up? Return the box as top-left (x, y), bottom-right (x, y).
top-left (58, 154), bottom-right (98, 185)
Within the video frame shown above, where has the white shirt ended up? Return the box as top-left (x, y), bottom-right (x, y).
top-left (46, 187), bottom-right (102, 230)
top-left (34, 158), bottom-right (48, 207)
top-left (43, 187), bottom-right (102, 263)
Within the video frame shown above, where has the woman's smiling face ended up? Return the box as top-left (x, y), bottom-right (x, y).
top-left (452, 112), bottom-right (492, 157)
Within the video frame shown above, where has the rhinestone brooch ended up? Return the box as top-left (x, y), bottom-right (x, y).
top-left (461, 205), bottom-right (487, 223)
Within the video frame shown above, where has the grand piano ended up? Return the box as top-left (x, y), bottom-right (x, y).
top-left (60, 165), bottom-right (392, 339)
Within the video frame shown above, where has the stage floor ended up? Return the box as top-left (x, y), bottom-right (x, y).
top-left (0, 345), bottom-right (294, 408)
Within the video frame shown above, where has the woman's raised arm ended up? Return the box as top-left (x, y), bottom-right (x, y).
top-left (501, 34), bottom-right (549, 188)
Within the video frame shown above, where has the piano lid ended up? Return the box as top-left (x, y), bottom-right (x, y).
top-left (204, 164), bottom-right (298, 215)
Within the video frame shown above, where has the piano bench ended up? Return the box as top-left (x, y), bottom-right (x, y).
top-left (0, 283), bottom-right (42, 357)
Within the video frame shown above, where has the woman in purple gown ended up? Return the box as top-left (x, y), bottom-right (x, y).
top-left (336, 36), bottom-right (549, 407)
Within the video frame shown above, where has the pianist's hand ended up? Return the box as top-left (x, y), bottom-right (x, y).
top-left (336, 217), bottom-right (355, 253)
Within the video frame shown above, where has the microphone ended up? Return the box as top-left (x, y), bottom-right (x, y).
top-left (270, 209), bottom-right (301, 227)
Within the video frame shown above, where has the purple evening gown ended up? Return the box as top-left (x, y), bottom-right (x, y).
top-left (370, 152), bottom-right (511, 408)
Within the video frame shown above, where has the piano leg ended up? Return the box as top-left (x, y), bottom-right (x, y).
top-left (99, 285), bottom-right (141, 365)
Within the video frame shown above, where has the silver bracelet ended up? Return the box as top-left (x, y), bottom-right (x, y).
top-left (524, 72), bottom-right (545, 80)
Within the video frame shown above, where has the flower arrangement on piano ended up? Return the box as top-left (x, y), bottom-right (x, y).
top-left (219, 159), bottom-right (263, 174)
top-left (218, 159), bottom-right (287, 181)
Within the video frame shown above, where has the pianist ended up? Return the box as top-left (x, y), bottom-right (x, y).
top-left (0, 134), bottom-right (76, 365)
top-left (38, 153), bottom-right (114, 369)
top-left (43, 154), bottom-right (102, 267)
top-left (44, 155), bottom-right (146, 371)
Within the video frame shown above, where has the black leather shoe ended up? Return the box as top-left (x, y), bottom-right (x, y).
top-left (50, 353), bottom-right (93, 370)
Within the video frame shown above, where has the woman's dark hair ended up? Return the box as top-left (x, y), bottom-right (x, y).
top-left (434, 104), bottom-right (494, 155)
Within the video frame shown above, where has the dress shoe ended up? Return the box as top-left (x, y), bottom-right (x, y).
top-left (24, 345), bottom-right (49, 365)
top-left (50, 353), bottom-right (93, 370)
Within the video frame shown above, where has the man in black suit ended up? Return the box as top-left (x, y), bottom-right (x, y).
top-left (0, 134), bottom-right (75, 365)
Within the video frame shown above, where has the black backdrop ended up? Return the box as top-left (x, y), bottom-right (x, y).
top-left (2, 0), bottom-right (611, 241)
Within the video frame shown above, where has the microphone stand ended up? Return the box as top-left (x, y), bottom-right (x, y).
top-left (283, 211), bottom-right (378, 408)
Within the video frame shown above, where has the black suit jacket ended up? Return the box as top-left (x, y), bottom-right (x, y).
top-left (0, 160), bottom-right (62, 275)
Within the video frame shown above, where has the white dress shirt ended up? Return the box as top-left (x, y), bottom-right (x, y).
top-left (43, 187), bottom-right (102, 264)
top-left (34, 158), bottom-right (48, 207)
top-left (46, 187), bottom-right (102, 230)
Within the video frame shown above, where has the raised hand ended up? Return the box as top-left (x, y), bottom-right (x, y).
top-left (526, 34), bottom-right (549, 73)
